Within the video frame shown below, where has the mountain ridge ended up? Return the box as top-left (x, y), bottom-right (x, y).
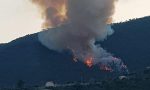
top-left (0, 16), bottom-right (150, 86)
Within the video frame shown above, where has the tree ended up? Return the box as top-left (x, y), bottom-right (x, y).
top-left (16, 80), bottom-right (25, 89)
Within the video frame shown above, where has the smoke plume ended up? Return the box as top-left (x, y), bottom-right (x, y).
top-left (31, 0), bottom-right (68, 28)
top-left (31, 0), bottom-right (128, 73)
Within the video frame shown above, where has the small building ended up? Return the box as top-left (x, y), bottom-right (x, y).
top-left (45, 81), bottom-right (55, 87)
top-left (119, 76), bottom-right (128, 80)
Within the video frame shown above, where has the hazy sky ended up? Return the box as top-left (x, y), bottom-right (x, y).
top-left (0, 0), bottom-right (150, 43)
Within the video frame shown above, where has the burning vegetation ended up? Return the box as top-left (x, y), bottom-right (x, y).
top-left (84, 57), bottom-right (94, 68)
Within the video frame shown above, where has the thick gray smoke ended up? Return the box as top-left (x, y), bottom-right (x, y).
top-left (32, 0), bottom-right (128, 73)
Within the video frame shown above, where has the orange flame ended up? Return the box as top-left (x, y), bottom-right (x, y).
top-left (84, 57), bottom-right (93, 68)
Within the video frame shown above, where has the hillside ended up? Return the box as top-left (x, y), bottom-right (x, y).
top-left (0, 34), bottom-right (109, 87)
top-left (101, 16), bottom-right (150, 71)
top-left (0, 16), bottom-right (150, 87)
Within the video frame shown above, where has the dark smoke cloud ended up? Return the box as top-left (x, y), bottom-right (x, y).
top-left (31, 0), bottom-right (67, 27)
